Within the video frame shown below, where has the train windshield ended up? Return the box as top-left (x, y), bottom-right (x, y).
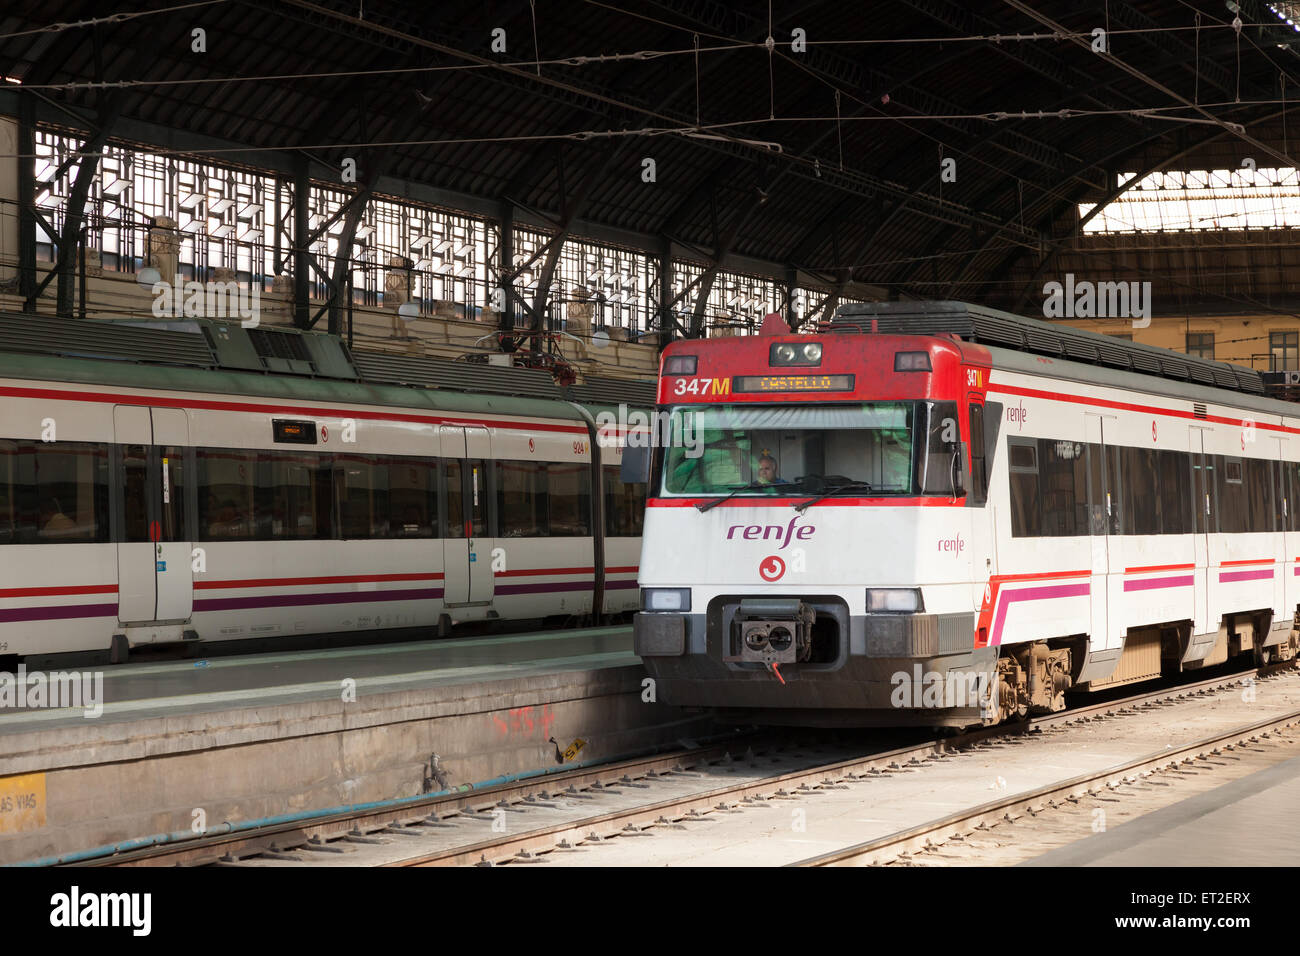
top-left (659, 401), bottom-right (961, 498)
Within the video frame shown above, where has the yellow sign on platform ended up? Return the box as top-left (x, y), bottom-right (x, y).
top-left (560, 738), bottom-right (587, 762)
top-left (0, 773), bottom-right (46, 833)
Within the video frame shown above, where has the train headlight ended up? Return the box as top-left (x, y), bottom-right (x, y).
top-left (769, 341), bottom-right (822, 366)
top-left (865, 588), bottom-right (924, 613)
top-left (642, 588), bottom-right (691, 612)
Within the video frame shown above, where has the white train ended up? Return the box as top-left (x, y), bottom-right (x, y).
top-left (631, 301), bottom-right (1300, 727)
top-left (0, 313), bottom-right (648, 665)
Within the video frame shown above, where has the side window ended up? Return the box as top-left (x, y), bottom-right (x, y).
top-left (0, 440), bottom-right (111, 544)
top-left (968, 404), bottom-right (987, 505)
top-left (389, 457), bottom-right (437, 538)
top-left (1158, 449), bottom-right (1192, 535)
top-left (919, 400), bottom-right (959, 495)
top-left (444, 459), bottom-right (465, 538)
top-left (1246, 457), bottom-right (1274, 533)
top-left (1284, 463), bottom-right (1294, 535)
top-left (603, 463), bottom-right (646, 537)
top-left (1217, 455), bottom-right (1246, 534)
top-left (336, 455), bottom-right (388, 539)
top-left (122, 444), bottom-right (150, 542)
top-left (264, 452), bottom-right (330, 539)
top-left (199, 448), bottom-right (257, 541)
top-left (1038, 439), bottom-right (1088, 536)
top-left (1007, 437), bottom-right (1039, 537)
top-left (1121, 446), bottom-right (1160, 536)
top-left (496, 460), bottom-right (547, 537)
top-left (548, 462), bottom-right (591, 536)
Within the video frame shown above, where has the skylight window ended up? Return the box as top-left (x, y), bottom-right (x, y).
top-left (1079, 168), bottom-right (1300, 234)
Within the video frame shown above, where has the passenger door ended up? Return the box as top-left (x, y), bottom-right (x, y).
top-left (1190, 427), bottom-right (1214, 635)
top-left (1085, 414), bottom-right (1117, 647)
top-left (114, 406), bottom-right (193, 624)
top-left (440, 425), bottom-right (494, 606)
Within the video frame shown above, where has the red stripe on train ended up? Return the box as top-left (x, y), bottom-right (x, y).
top-left (0, 385), bottom-right (588, 435)
top-left (0, 584), bottom-right (118, 598)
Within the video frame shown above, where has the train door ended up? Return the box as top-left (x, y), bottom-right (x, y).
top-left (1084, 414), bottom-right (1117, 647)
top-left (966, 397), bottom-right (997, 609)
top-left (1190, 427), bottom-right (1214, 634)
top-left (440, 425), bottom-right (494, 606)
top-left (1272, 438), bottom-right (1290, 626)
top-left (114, 406), bottom-right (193, 625)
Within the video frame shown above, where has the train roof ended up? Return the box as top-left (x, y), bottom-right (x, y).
top-left (823, 299), bottom-right (1300, 421)
top-left (0, 311), bottom-right (655, 416)
top-left (827, 300), bottom-right (1266, 395)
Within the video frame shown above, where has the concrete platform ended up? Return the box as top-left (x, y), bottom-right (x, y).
top-left (1024, 754), bottom-right (1300, 866)
top-left (0, 626), bottom-right (710, 865)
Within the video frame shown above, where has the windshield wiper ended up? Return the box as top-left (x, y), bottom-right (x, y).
top-left (793, 479), bottom-right (874, 513)
top-left (695, 481), bottom-right (774, 512)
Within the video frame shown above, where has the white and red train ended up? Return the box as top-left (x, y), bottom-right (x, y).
top-left (632, 301), bottom-right (1300, 727)
top-left (0, 315), bottom-right (648, 665)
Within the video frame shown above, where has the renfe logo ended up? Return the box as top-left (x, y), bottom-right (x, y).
top-left (937, 533), bottom-right (965, 553)
top-left (727, 515), bottom-right (815, 550)
top-left (1007, 400), bottom-right (1027, 431)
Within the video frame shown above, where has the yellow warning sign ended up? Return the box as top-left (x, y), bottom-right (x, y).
top-left (560, 738), bottom-right (587, 762)
top-left (0, 773), bottom-right (46, 834)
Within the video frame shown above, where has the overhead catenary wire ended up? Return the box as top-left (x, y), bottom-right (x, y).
top-left (7, 0), bottom-right (1300, 315)
top-left (0, 0), bottom-right (228, 42)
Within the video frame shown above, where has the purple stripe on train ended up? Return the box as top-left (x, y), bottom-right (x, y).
top-left (1218, 569), bottom-right (1273, 584)
top-left (493, 581), bottom-right (594, 596)
top-left (193, 588), bottom-right (444, 612)
top-left (1123, 575), bottom-right (1194, 592)
top-left (991, 581), bottom-right (1090, 646)
top-left (0, 603), bottom-right (117, 623)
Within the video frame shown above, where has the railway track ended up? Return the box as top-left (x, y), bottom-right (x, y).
top-left (794, 706), bottom-right (1300, 866)
top-left (84, 661), bottom-right (1296, 867)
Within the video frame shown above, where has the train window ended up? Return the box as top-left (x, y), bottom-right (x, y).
top-left (1121, 446), bottom-right (1160, 536)
top-left (444, 459), bottom-right (465, 538)
top-left (1245, 458), bottom-right (1274, 533)
top-left (1287, 462), bottom-right (1300, 532)
top-left (548, 463), bottom-right (591, 536)
top-left (336, 455), bottom-right (388, 539)
top-left (466, 461), bottom-right (487, 537)
top-left (199, 449), bottom-right (257, 540)
top-left (1157, 449), bottom-right (1192, 535)
top-left (968, 405), bottom-right (987, 505)
top-left (603, 464), bottom-right (646, 537)
top-left (496, 460), bottom-right (547, 537)
top-left (918, 401), bottom-right (960, 496)
top-left (0, 439), bottom-right (110, 544)
top-left (263, 452), bottom-right (331, 539)
top-left (1008, 441), bottom-right (1037, 470)
top-left (1038, 440), bottom-right (1088, 536)
top-left (122, 444), bottom-right (150, 542)
top-left (1272, 462), bottom-right (1288, 532)
top-left (159, 447), bottom-right (187, 542)
top-left (661, 403), bottom-right (916, 497)
top-left (1216, 455), bottom-right (1248, 534)
top-left (389, 457), bottom-right (437, 538)
top-left (1007, 437), bottom-right (1040, 537)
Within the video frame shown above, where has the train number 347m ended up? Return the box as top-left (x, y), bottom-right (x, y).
top-left (672, 377), bottom-right (731, 396)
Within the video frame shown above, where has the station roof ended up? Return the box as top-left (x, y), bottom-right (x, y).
top-left (2, 1), bottom-right (1298, 310)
